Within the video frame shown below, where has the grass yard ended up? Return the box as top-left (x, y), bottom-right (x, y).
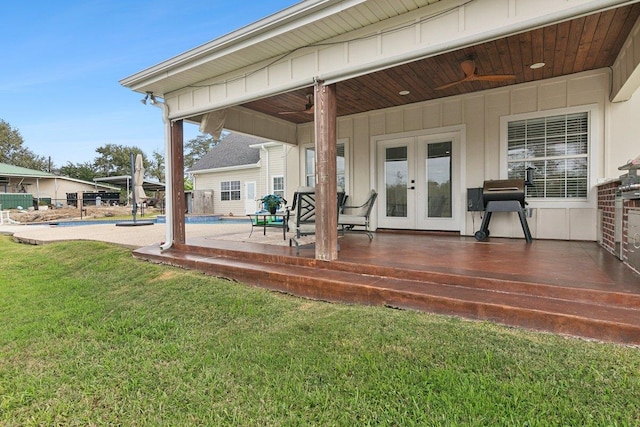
top-left (1, 235), bottom-right (639, 426)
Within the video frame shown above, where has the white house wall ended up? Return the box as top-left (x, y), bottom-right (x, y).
top-left (294, 69), bottom-right (618, 241)
top-left (256, 144), bottom-right (287, 197)
top-left (192, 167), bottom-right (260, 216)
top-left (4, 178), bottom-right (116, 206)
top-left (608, 87), bottom-right (640, 176)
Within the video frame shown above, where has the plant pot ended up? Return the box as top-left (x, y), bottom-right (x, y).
top-left (269, 206), bottom-right (277, 214)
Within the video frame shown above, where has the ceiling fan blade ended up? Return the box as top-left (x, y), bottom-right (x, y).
top-left (474, 74), bottom-right (516, 82)
top-left (278, 110), bottom-right (307, 115)
top-left (278, 106), bottom-right (314, 115)
top-left (434, 79), bottom-right (466, 90)
top-left (460, 59), bottom-right (476, 78)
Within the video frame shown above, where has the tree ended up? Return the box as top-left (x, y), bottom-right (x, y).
top-left (59, 161), bottom-right (99, 182)
top-left (184, 133), bottom-right (218, 170)
top-left (0, 119), bottom-right (50, 171)
top-left (94, 144), bottom-right (148, 177)
top-left (147, 150), bottom-right (165, 183)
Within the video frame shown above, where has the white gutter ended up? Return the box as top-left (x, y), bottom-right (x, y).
top-left (257, 144), bottom-right (270, 194)
top-left (152, 99), bottom-right (173, 251)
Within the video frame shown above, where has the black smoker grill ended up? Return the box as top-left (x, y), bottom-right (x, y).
top-left (474, 179), bottom-right (533, 243)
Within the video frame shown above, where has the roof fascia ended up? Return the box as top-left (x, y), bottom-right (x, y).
top-left (189, 163), bottom-right (260, 175)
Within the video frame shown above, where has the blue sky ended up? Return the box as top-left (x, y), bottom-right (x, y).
top-left (1, 0), bottom-right (298, 168)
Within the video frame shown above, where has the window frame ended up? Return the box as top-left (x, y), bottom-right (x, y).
top-left (301, 138), bottom-right (349, 192)
top-left (272, 175), bottom-right (285, 199)
top-left (500, 105), bottom-right (599, 209)
top-left (220, 180), bottom-right (241, 201)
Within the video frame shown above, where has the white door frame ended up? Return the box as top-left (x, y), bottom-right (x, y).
top-left (370, 125), bottom-right (466, 232)
top-left (244, 181), bottom-right (257, 214)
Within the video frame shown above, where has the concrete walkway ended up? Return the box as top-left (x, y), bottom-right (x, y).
top-left (0, 222), bottom-right (252, 249)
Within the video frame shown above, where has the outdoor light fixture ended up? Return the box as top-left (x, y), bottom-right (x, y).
top-left (140, 91), bottom-right (155, 105)
top-left (399, 90), bottom-right (410, 96)
top-left (530, 62), bottom-right (545, 69)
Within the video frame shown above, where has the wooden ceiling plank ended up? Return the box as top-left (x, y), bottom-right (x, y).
top-left (562, 17), bottom-right (586, 75)
top-left (583, 9), bottom-right (615, 71)
top-left (552, 20), bottom-right (571, 77)
top-left (542, 24), bottom-right (557, 80)
top-left (573, 13), bottom-right (600, 73)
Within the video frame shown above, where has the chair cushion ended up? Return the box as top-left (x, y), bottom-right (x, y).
top-left (338, 214), bottom-right (367, 226)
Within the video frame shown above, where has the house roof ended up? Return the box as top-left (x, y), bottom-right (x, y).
top-left (0, 162), bottom-right (119, 190)
top-left (188, 132), bottom-right (268, 172)
top-left (93, 176), bottom-right (166, 192)
top-left (0, 163), bottom-right (57, 178)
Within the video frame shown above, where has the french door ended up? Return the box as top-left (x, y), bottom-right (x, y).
top-left (377, 132), bottom-right (460, 231)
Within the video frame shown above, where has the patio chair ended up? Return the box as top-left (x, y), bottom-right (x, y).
top-left (338, 189), bottom-right (378, 241)
top-left (287, 188), bottom-right (348, 254)
top-left (287, 187), bottom-right (316, 254)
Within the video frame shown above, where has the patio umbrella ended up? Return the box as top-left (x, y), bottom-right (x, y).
top-left (134, 153), bottom-right (148, 203)
top-left (131, 153), bottom-right (148, 222)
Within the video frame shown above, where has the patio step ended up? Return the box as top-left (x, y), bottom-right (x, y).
top-left (134, 244), bottom-right (640, 345)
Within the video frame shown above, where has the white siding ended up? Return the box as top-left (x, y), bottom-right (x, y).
top-left (192, 167), bottom-right (260, 216)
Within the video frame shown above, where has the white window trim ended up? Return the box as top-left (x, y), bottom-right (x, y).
top-left (272, 175), bottom-right (285, 197)
top-left (300, 138), bottom-right (349, 193)
top-left (500, 104), bottom-right (599, 209)
top-left (220, 180), bottom-right (241, 201)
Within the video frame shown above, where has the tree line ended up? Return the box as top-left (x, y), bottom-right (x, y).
top-left (0, 119), bottom-right (218, 183)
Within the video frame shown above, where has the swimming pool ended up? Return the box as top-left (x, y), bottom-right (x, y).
top-left (41, 216), bottom-right (250, 227)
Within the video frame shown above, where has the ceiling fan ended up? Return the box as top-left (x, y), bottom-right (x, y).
top-left (278, 94), bottom-right (314, 115)
top-left (435, 58), bottom-right (516, 90)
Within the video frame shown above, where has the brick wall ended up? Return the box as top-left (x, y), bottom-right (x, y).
top-left (597, 180), bottom-right (620, 256)
top-left (623, 200), bottom-right (640, 267)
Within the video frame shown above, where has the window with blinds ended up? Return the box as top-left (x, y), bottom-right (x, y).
top-left (507, 112), bottom-right (589, 199)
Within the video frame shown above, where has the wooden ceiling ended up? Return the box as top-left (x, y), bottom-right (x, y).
top-left (241, 3), bottom-right (640, 124)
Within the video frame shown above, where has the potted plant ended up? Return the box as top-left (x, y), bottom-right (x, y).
top-left (261, 194), bottom-right (285, 214)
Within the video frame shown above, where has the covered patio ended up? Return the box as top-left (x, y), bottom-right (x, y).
top-left (134, 231), bottom-right (640, 345)
top-left (122, 1), bottom-right (640, 344)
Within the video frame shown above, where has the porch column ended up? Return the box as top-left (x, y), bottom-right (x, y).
top-left (314, 81), bottom-right (338, 261)
top-left (171, 119), bottom-right (186, 244)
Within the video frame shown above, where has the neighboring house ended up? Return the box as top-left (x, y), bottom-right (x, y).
top-left (188, 132), bottom-right (290, 216)
top-left (121, 0), bottom-right (640, 259)
top-left (0, 163), bottom-right (119, 208)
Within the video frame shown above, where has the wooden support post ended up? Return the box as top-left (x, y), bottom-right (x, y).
top-left (171, 119), bottom-right (186, 244)
top-left (314, 81), bottom-right (338, 261)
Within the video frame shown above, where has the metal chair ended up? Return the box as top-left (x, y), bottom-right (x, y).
top-left (287, 188), bottom-right (316, 254)
top-left (338, 189), bottom-right (378, 241)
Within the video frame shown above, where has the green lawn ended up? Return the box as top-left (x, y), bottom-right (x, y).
top-left (1, 235), bottom-right (639, 426)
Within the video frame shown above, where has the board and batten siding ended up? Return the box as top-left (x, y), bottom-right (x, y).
top-left (296, 69), bottom-right (621, 241)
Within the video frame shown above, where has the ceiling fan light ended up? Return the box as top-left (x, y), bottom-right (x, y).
top-left (530, 62), bottom-right (545, 69)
